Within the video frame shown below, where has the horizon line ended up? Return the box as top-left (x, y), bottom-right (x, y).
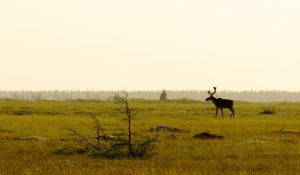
top-left (0, 89), bottom-right (300, 93)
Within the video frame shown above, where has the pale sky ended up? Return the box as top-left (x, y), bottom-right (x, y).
top-left (1, 0), bottom-right (300, 91)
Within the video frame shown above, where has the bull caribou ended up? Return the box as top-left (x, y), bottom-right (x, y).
top-left (205, 87), bottom-right (235, 118)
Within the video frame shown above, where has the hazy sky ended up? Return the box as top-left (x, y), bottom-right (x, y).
top-left (1, 0), bottom-right (300, 91)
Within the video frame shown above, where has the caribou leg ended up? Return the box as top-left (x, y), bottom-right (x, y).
top-left (229, 107), bottom-right (235, 118)
top-left (221, 108), bottom-right (224, 118)
top-left (215, 108), bottom-right (218, 118)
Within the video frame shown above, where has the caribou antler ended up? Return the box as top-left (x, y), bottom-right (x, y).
top-left (213, 87), bottom-right (217, 94)
top-left (208, 87), bottom-right (217, 96)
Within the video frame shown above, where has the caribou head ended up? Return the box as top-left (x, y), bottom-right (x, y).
top-left (205, 86), bottom-right (217, 102)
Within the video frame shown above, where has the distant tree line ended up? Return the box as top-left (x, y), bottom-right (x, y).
top-left (0, 90), bottom-right (300, 102)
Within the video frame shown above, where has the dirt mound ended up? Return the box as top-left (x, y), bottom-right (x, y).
top-left (280, 128), bottom-right (300, 135)
top-left (193, 132), bottom-right (224, 140)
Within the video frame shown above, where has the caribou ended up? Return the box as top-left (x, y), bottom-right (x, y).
top-left (205, 87), bottom-right (235, 118)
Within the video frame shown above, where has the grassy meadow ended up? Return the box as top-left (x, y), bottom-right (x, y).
top-left (0, 99), bottom-right (299, 175)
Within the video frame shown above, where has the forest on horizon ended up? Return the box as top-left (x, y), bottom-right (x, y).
top-left (0, 90), bottom-right (300, 102)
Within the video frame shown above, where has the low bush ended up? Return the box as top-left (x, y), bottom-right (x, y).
top-left (259, 108), bottom-right (276, 115)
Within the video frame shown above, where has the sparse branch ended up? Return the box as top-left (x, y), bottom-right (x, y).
top-left (64, 128), bottom-right (97, 150)
top-left (118, 91), bottom-right (134, 157)
top-left (90, 115), bottom-right (104, 151)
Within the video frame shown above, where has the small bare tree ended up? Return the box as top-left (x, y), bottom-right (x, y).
top-left (119, 91), bottom-right (135, 157)
top-left (118, 91), bottom-right (156, 158)
top-left (90, 115), bottom-right (104, 151)
top-left (60, 91), bottom-right (157, 158)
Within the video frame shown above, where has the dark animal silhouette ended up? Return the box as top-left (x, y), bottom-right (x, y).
top-left (205, 87), bottom-right (235, 118)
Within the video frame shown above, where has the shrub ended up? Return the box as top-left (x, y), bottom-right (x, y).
top-left (130, 137), bottom-right (157, 158)
top-left (259, 108), bottom-right (276, 115)
top-left (86, 150), bottom-right (126, 159)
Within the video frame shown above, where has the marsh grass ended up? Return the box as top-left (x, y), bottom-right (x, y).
top-left (0, 100), bottom-right (299, 174)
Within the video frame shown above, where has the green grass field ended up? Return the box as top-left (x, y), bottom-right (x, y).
top-left (0, 99), bottom-right (299, 175)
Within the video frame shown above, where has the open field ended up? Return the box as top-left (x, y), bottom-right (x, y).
top-left (0, 99), bottom-right (299, 175)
